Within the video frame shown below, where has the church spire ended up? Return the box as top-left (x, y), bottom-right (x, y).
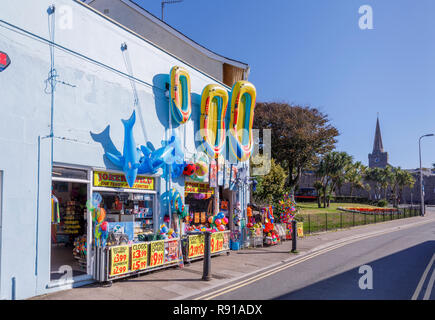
top-left (372, 116), bottom-right (384, 153)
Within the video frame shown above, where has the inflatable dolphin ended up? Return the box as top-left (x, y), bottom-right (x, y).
top-left (138, 143), bottom-right (174, 174)
top-left (105, 111), bottom-right (141, 187)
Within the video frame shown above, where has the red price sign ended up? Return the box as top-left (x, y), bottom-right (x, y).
top-left (149, 240), bottom-right (165, 267)
top-left (131, 243), bottom-right (148, 271)
top-left (110, 245), bottom-right (130, 276)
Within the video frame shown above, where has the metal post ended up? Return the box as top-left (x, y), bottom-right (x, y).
top-left (419, 134), bottom-right (434, 216)
top-left (308, 214), bottom-right (311, 234)
top-left (291, 220), bottom-right (297, 252)
top-left (364, 213), bottom-right (367, 225)
top-left (374, 212), bottom-right (377, 224)
top-left (325, 213), bottom-right (328, 231)
top-left (202, 231), bottom-right (211, 281)
top-left (340, 211), bottom-right (343, 229)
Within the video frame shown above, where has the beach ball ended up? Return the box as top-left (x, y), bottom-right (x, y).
top-left (218, 225), bottom-right (225, 231)
top-left (208, 216), bottom-right (214, 224)
top-left (215, 219), bottom-right (222, 226)
top-left (222, 217), bottom-right (228, 225)
top-left (195, 161), bottom-right (208, 177)
top-left (217, 212), bottom-right (224, 219)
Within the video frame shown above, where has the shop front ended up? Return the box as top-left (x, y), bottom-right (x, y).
top-left (0, 0), bottom-right (257, 299)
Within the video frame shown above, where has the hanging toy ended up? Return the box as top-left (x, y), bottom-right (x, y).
top-left (183, 162), bottom-right (197, 176)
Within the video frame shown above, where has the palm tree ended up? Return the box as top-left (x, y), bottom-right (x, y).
top-left (365, 167), bottom-right (383, 200)
top-left (346, 161), bottom-right (367, 197)
top-left (396, 168), bottom-right (415, 206)
top-left (313, 180), bottom-right (323, 208)
top-left (316, 151), bottom-right (353, 208)
top-left (380, 166), bottom-right (394, 200)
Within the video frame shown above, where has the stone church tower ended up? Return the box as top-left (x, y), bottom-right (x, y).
top-left (368, 117), bottom-right (389, 168)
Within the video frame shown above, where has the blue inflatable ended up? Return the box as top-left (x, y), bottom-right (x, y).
top-left (105, 111), bottom-right (141, 187)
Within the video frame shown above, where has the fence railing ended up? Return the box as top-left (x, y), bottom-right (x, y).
top-left (299, 205), bottom-right (421, 235)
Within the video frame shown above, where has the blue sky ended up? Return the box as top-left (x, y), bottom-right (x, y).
top-left (133, 0), bottom-right (435, 169)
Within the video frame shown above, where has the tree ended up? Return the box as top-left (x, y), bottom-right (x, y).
top-left (331, 152), bottom-right (353, 196)
top-left (252, 157), bottom-right (287, 207)
top-left (346, 161), bottom-right (368, 197)
top-left (391, 167), bottom-right (416, 207)
top-left (365, 167), bottom-right (384, 200)
top-left (313, 180), bottom-right (323, 208)
top-left (316, 151), bottom-right (352, 208)
top-left (254, 102), bottom-right (339, 195)
top-left (379, 166), bottom-right (394, 200)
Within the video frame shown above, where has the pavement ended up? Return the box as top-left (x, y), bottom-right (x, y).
top-left (32, 207), bottom-right (435, 300)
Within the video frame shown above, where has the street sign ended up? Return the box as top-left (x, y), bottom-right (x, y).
top-left (0, 51), bottom-right (10, 71)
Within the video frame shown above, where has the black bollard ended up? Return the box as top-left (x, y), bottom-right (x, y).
top-left (291, 220), bottom-right (297, 252)
top-left (202, 231), bottom-right (212, 281)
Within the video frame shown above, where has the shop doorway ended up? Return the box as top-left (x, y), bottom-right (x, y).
top-left (50, 167), bottom-right (90, 281)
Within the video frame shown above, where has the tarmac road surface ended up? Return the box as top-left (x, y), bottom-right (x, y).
top-left (195, 219), bottom-right (435, 300)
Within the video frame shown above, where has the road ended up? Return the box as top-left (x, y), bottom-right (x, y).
top-left (194, 219), bottom-right (435, 300)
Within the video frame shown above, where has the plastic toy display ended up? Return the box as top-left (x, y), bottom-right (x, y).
top-left (105, 111), bottom-right (141, 187)
top-left (170, 66), bottom-right (192, 124)
top-left (228, 81), bottom-right (257, 162)
top-left (200, 84), bottom-right (229, 158)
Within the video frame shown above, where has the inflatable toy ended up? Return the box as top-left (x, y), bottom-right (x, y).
top-left (160, 132), bottom-right (185, 179)
top-left (92, 192), bottom-right (102, 208)
top-left (105, 111), bottom-right (141, 187)
top-left (170, 66), bottom-right (192, 124)
top-left (97, 207), bottom-right (106, 224)
top-left (228, 81), bottom-right (256, 162)
top-left (169, 188), bottom-right (184, 215)
top-left (200, 84), bottom-right (229, 158)
top-left (183, 163), bottom-right (197, 176)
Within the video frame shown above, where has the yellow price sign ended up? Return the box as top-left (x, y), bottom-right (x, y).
top-left (149, 240), bottom-right (165, 267)
top-left (188, 234), bottom-right (205, 258)
top-left (211, 232), bottom-right (224, 253)
top-left (297, 222), bottom-right (304, 238)
top-left (131, 243), bottom-right (148, 271)
top-left (110, 245), bottom-right (130, 276)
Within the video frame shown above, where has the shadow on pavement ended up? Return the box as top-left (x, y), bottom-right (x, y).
top-left (273, 241), bottom-right (435, 300)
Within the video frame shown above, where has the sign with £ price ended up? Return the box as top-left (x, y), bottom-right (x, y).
top-left (297, 222), bottom-right (304, 238)
top-left (131, 243), bottom-right (148, 271)
top-left (110, 245), bottom-right (130, 276)
top-left (149, 240), bottom-right (165, 267)
top-left (188, 234), bottom-right (205, 258)
top-left (210, 232), bottom-right (224, 253)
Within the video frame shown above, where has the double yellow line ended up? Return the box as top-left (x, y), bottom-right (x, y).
top-left (193, 219), bottom-right (432, 300)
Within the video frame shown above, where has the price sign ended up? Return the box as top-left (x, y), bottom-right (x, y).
top-left (131, 243), bottom-right (148, 271)
top-left (211, 232), bottom-right (224, 253)
top-left (149, 240), bottom-right (165, 267)
top-left (188, 234), bottom-right (205, 258)
top-left (110, 245), bottom-right (130, 276)
top-left (297, 222), bottom-right (304, 238)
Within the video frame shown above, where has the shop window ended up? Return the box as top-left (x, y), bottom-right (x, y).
top-left (99, 191), bottom-right (155, 244)
top-left (52, 166), bottom-right (88, 180)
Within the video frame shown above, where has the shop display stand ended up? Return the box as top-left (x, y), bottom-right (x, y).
top-left (94, 238), bottom-right (183, 283)
top-left (181, 230), bottom-right (231, 264)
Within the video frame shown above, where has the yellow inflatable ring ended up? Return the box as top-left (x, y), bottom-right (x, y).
top-left (228, 81), bottom-right (256, 162)
top-left (200, 84), bottom-right (229, 158)
top-left (170, 66), bottom-right (192, 124)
